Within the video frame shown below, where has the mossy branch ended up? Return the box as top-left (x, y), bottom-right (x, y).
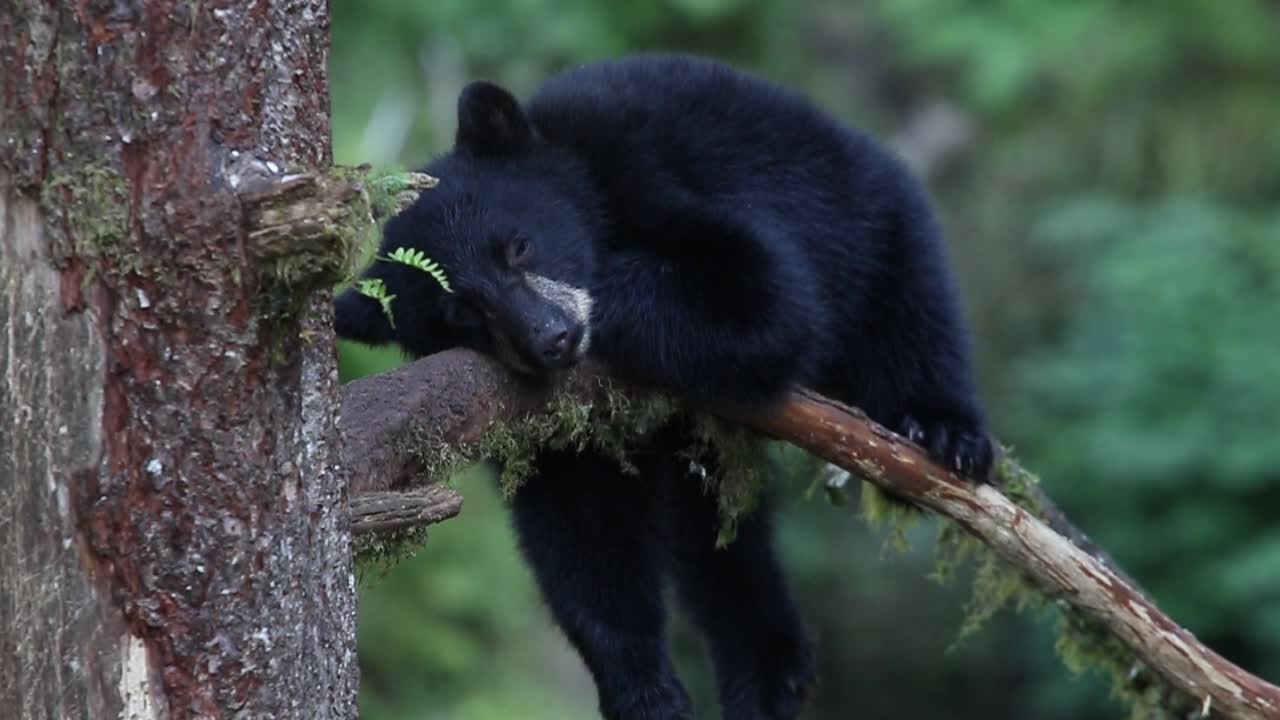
top-left (236, 164), bottom-right (438, 288)
top-left (232, 163), bottom-right (464, 544)
top-left (338, 349), bottom-right (1280, 720)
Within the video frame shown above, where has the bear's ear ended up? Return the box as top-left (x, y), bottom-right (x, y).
top-left (456, 81), bottom-right (531, 156)
top-left (334, 287), bottom-right (395, 347)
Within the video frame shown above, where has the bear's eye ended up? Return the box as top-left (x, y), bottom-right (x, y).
top-left (506, 234), bottom-right (534, 268)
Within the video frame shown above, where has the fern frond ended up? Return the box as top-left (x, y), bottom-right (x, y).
top-left (379, 247), bottom-right (454, 293)
top-left (354, 278), bottom-right (397, 329)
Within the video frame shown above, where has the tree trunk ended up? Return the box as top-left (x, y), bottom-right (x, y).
top-left (0, 2), bottom-right (357, 718)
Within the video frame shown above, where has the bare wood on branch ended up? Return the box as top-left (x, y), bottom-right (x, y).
top-left (749, 389), bottom-right (1279, 720)
top-left (349, 486), bottom-right (464, 536)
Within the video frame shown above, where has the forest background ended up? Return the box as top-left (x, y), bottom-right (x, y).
top-left (329, 2), bottom-right (1280, 717)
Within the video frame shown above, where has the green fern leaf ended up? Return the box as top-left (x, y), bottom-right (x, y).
top-left (379, 246), bottom-right (454, 293)
top-left (354, 278), bottom-right (397, 329)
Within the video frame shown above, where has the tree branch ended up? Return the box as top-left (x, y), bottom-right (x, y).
top-left (238, 165), bottom-right (439, 289)
top-left (349, 486), bottom-right (464, 535)
top-left (338, 349), bottom-right (1280, 720)
top-left (746, 389), bottom-right (1279, 719)
top-left (233, 165), bottom-right (470, 536)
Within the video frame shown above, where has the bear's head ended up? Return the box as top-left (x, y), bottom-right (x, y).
top-left (335, 81), bottom-right (598, 377)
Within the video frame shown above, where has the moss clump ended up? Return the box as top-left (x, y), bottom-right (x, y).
top-left (996, 453), bottom-right (1044, 515)
top-left (259, 167), bottom-right (438, 294)
top-left (363, 380), bottom-right (783, 563)
top-left (686, 415), bottom-right (773, 546)
top-left (858, 482), bottom-right (925, 554)
top-left (363, 168), bottom-right (439, 222)
top-left (887, 450), bottom-right (1199, 720)
top-left (269, 242), bottom-right (354, 290)
top-left (258, 167), bottom-right (442, 367)
top-left (332, 166), bottom-right (438, 279)
top-left (258, 179), bottom-right (366, 291)
top-left (353, 525), bottom-right (433, 583)
top-left (380, 378), bottom-right (685, 519)
top-left (1054, 610), bottom-right (1201, 720)
top-left (40, 162), bottom-right (134, 274)
top-left (351, 383), bottom-right (682, 570)
top-left (486, 384), bottom-right (683, 497)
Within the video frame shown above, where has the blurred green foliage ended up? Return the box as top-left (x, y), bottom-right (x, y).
top-left (1012, 197), bottom-right (1280, 679)
top-left (332, 0), bottom-right (1280, 717)
top-left (357, 468), bottom-right (598, 720)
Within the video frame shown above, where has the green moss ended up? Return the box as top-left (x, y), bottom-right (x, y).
top-left (353, 525), bottom-right (433, 583)
top-left (270, 245), bottom-right (352, 289)
top-left (485, 383), bottom-right (683, 497)
top-left (364, 168), bottom-right (438, 221)
top-left (40, 163), bottom-right (134, 274)
top-left (834, 446), bottom-right (1198, 716)
top-left (996, 453), bottom-right (1044, 515)
top-left (903, 450), bottom-right (1199, 718)
top-left (858, 482), bottom-right (924, 553)
top-left (362, 381), bottom-right (778, 561)
top-left (687, 415), bottom-right (772, 547)
top-left (256, 166), bottom-right (438, 363)
top-left (356, 373), bottom-right (1201, 718)
top-left (262, 199), bottom-right (364, 291)
top-left (351, 386), bottom-right (678, 566)
top-left (258, 166), bottom-right (439, 297)
top-left (373, 379), bottom-right (684, 522)
top-left (957, 549), bottom-right (1043, 645)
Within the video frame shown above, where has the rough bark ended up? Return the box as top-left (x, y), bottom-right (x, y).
top-left (1, 3), bottom-right (357, 718)
top-left (340, 349), bottom-right (1280, 720)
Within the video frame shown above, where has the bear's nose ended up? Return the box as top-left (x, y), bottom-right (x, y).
top-left (536, 319), bottom-right (573, 362)
top-left (543, 329), bottom-right (570, 359)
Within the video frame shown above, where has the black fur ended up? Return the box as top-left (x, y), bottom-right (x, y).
top-left (336, 54), bottom-right (992, 719)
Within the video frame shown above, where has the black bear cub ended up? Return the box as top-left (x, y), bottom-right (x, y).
top-left (337, 54), bottom-right (993, 720)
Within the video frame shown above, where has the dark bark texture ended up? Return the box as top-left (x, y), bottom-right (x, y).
top-left (1, 2), bottom-right (357, 718)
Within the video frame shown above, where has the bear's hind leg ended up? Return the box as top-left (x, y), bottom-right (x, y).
top-left (665, 470), bottom-right (815, 720)
top-left (511, 450), bottom-right (691, 720)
